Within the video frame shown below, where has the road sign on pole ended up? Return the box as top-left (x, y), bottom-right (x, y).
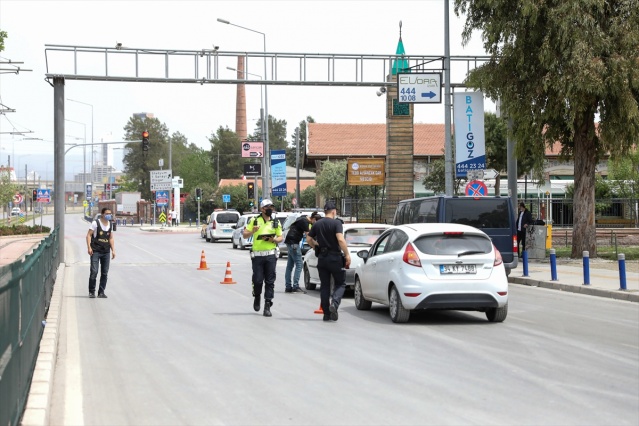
top-left (150, 169), bottom-right (173, 191)
top-left (465, 180), bottom-right (488, 198)
top-left (397, 73), bottom-right (442, 103)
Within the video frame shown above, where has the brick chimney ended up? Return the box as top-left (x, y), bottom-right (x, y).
top-left (235, 56), bottom-right (247, 141)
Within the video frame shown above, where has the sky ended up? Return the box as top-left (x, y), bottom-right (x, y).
top-left (0, 0), bottom-right (491, 181)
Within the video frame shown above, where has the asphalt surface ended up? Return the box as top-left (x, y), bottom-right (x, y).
top-left (9, 215), bottom-right (639, 425)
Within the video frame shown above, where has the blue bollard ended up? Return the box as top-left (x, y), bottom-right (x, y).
top-left (618, 253), bottom-right (627, 290)
top-left (196, 218), bottom-right (200, 227)
top-left (189, 218), bottom-right (192, 227)
top-left (522, 250), bottom-right (529, 277)
top-left (583, 251), bottom-right (590, 285)
top-left (550, 248), bottom-right (558, 281)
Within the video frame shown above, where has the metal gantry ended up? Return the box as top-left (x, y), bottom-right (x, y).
top-left (44, 44), bottom-right (489, 87)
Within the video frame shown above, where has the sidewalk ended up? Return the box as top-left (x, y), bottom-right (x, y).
top-left (509, 258), bottom-right (639, 302)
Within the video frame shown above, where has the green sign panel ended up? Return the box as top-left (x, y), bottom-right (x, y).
top-left (392, 98), bottom-right (410, 116)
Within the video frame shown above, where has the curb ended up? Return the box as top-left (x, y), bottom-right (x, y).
top-left (509, 277), bottom-right (639, 303)
top-left (21, 263), bottom-right (66, 426)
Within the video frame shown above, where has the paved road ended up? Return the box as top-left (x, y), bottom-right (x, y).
top-left (41, 216), bottom-right (639, 425)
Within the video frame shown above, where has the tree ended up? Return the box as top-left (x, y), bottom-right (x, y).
top-left (208, 126), bottom-right (243, 180)
top-left (0, 168), bottom-right (21, 220)
top-left (422, 158), bottom-right (464, 195)
top-left (0, 30), bottom-right (7, 52)
top-left (607, 148), bottom-right (639, 198)
top-left (455, 0), bottom-right (639, 258)
top-left (176, 148), bottom-right (215, 191)
top-left (122, 116), bottom-right (171, 200)
top-left (300, 185), bottom-right (318, 209)
top-left (286, 116), bottom-right (315, 167)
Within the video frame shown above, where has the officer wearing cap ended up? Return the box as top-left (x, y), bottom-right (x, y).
top-left (243, 199), bottom-right (283, 317)
top-left (306, 201), bottom-right (351, 322)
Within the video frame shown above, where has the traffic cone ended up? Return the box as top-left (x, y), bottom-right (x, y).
top-left (197, 250), bottom-right (210, 270)
top-left (220, 261), bottom-right (237, 284)
top-left (314, 303), bottom-right (324, 314)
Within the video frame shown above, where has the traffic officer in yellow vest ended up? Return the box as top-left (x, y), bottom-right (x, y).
top-left (243, 199), bottom-right (283, 317)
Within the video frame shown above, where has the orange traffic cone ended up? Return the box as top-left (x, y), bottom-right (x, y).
top-left (314, 303), bottom-right (324, 314)
top-left (197, 250), bottom-right (210, 270)
top-left (219, 261), bottom-right (237, 284)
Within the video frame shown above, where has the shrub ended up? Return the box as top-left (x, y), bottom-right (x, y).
top-left (0, 225), bottom-right (51, 236)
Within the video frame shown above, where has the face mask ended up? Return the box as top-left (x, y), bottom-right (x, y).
top-left (104, 214), bottom-right (113, 221)
top-left (264, 209), bottom-right (273, 216)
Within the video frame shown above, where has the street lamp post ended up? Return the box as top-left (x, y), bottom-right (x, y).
top-left (218, 18), bottom-right (270, 198)
top-left (68, 99), bottom-right (94, 209)
top-left (227, 66), bottom-right (262, 209)
top-left (65, 119), bottom-right (87, 203)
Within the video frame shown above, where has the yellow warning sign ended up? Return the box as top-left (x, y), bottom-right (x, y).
top-left (159, 212), bottom-right (166, 223)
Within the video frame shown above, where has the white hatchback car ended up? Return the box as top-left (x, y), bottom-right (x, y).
top-left (231, 213), bottom-right (259, 250)
top-left (354, 223), bottom-right (509, 323)
top-left (303, 223), bottom-right (393, 291)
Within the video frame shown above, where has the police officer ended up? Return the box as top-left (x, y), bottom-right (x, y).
top-left (86, 207), bottom-right (116, 298)
top-left (243, 199), bottom-right (283, 317)
top-left (306, 202), bottom-right (351, 322)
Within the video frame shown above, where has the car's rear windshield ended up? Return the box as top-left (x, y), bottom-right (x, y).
top-left (216, 213), bottom-right (239, 223)
top-left (445, 199), bottom-right (511, 229)
top-left (413, 233), bottom-right (492, 256)
top-left (344, 228), bottom-right (387, 245)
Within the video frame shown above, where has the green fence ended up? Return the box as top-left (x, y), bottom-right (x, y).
top-left (0, 228), bottom-right (59, 426)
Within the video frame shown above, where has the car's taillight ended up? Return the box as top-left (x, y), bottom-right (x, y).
top-left (513, 235), bottom-right (518, 251)
top-left (402, 243), bottom-right (422, 267)
top-left (494, 244), bottom-right (503, 267)
top-left (444, 232), bottom-right (464, 235)
top-left (212, 220), bottom-right (217, 229)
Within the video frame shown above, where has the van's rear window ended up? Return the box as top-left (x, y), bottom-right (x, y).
top-left (445, 199), bottom-right (511, 229)
top-left (217, 214), bottom-right (239, 223)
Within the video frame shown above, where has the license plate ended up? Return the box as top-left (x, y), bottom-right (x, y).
top-left (223, 229), bottom-right (232, 233)
top-left (440, 264), bottom-right (476, 274)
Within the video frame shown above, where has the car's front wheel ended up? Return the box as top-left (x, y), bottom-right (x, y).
top-left (354, 277), bottom-right (372, 310)
top-left (389, 285), bottom-right (410, 323)
top-left (304, 265), bottom-right (316, 290)
top-left (486, 302), bottom-right (508, 322)
top-left (232, 238), bottom-right (237, 249)
top-left (239, 238), bottom-right (245, 250)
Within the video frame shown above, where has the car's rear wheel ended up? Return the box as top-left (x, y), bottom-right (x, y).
top-left (354, 277), bottom-right (372, 310)
top-left (239, 239), bottom-right (245, 250)
top-left (304, 265), bottom-right (316, 290)
top-left (232, 238), bottom-right (237, 249)
top-left (205, 234), bottom-right (210, 242)
top-left (389, 285), bottom-right (410, 323)
top-left (486, 302), bottom-right (508, 322)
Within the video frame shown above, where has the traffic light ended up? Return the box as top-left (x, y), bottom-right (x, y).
top-left (247, 182), bottom-right (255, 199)
top-left (196, 188), bottom-right (201, 201)
top-left (142, 131), bottom-right (149, 151)
top-left (32, 189), bottom-right (37, 201)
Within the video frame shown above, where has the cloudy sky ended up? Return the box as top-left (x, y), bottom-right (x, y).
top-left (0, 0), bottom-right (490, 179)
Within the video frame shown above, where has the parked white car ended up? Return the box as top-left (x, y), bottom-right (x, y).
top-left (303, 223), bottom-right (393, 291)
top-left (10, 207), bottom-right (22, 216)
top-left (354, 223), bottom-right (509, 323)
top-left (231, 213), bottom-right (259, 250)
top-left (205, 210), bottom-right (241, 243)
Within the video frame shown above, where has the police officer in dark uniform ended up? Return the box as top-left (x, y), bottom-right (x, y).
top-left (86, 207), bottom-right (116, 298)
top-left (243, 199), bottom-right (283, 317)
top-left (306, 202), bottom-right (351, 321)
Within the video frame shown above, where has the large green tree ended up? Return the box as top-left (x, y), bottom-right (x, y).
top-left (423, 158), bottom-right (464, 195)
top-left (208, 126), bottom-right (243, 180)
top-left (455, 0), bottom-right (639, 257)
top-left (607, 148), bottom-right (639, 198)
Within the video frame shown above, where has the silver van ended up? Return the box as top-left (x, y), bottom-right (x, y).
top-left (205, 210), bottom-right (241, 243)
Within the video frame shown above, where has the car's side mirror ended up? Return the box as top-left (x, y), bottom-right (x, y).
top-left (232, 225), bottom-right (237, 229)
top-left (357, 250), bottom-right (369, 262)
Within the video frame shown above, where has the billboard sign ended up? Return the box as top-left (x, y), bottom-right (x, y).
top-left (241, 141), bottom-right (264, 158)
top-left (347, 158), bottom-right (385, 186)
top-left (270, 150), bottom-right (287, 197)
top-left (453, 92), bottom-right (486, 178)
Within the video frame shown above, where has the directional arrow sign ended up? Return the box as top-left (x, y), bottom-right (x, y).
top-left (483, 168), bottom-right (499, 180)
top-left (249, 152), bottom-right (263, 157)
top-left (241, 142), bottom-right (263, 158)
top-left (397, 72), bottom-right (442, 104)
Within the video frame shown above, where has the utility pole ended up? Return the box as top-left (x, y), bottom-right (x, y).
top-left (295, 128), bottom-right (300, 208)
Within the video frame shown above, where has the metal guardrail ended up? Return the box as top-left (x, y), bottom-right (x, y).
top-left (0, 228), bottom-right (59, 426)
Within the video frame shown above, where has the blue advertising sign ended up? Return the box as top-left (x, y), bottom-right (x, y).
top-left (270, 149), bottom-right (287, 197)
top-left (453, 92), bottom-right (486, 178)
top-left (223, 194), bottom-right (231, 203)
top-left (156, 190), bottom-right (169, 206)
